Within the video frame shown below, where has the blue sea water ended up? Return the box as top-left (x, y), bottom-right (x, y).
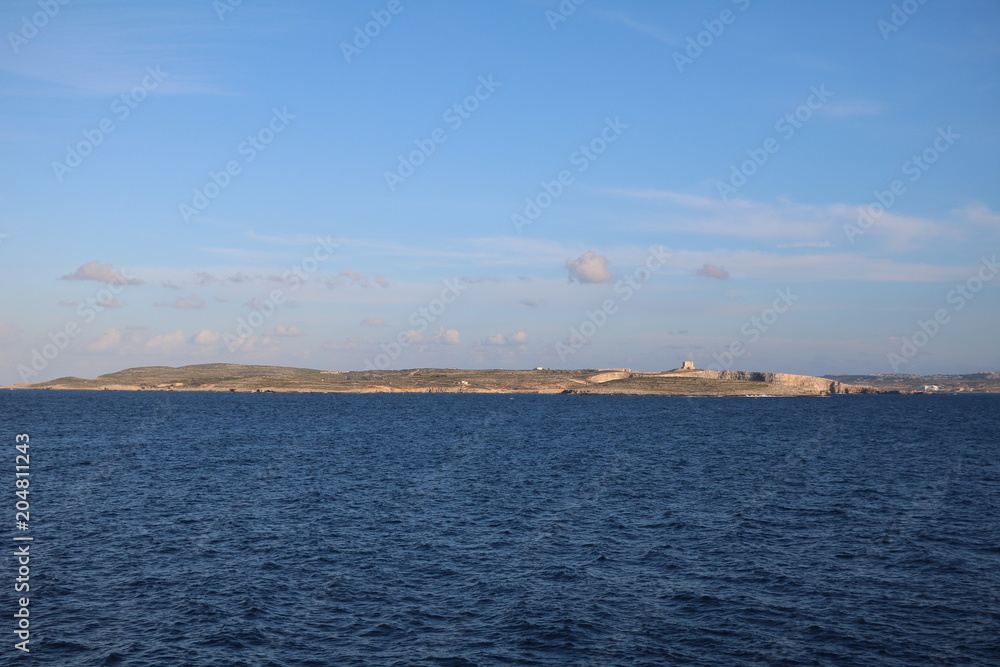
top-left (0, 391), bottom-right (998, 666)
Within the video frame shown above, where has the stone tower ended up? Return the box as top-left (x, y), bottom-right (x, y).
top-left (681, 361), bottom-right (695, 370)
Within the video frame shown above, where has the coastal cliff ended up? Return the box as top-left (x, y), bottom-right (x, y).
top-left (663, 370), bottom-right (872, 394)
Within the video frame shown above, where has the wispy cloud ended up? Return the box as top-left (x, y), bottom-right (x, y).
top-left (597, 11), bottom-right (681, 46)
top-left (777, 241), bottom-right (832, 249)
top-left (327, 270), bottom-right (390, 289)
top-left (671, 249), bottom-right (980, 283)
top-left (0, 3), bottom-right (254, 97)
top-left (246, 231), bottom-right (341, 246)
top-left (154, 294), bottom-right (205, 309)
top-left (198, 247), bottom-right (289, 259)
top-left (605, 189), bottom-right (960, 249)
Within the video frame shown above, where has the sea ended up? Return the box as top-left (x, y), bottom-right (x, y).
top-left (0, 391), bottom-right (997, 666)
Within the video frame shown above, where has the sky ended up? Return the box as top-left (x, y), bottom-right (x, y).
top-left (0, 0), bottom-right (998, 384)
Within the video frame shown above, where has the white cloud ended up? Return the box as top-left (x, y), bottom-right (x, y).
top-left (484, 329), bottom-right (528, 347)
top-left (233, 336), bottom-right (279, 353)
top-left (60, 261), bottom-right (142, 285)
top-left (194, 272), bottom-right (224, 286)
top-left (431, 327), bottom-right (462, 345)
top-left (957, 204), bottom-right (1000, 229)
top-left (88, 328), bottom-right (123, 352)
top-left (192, 330), bottom-right (222, 346)
top-left (145, 330), bottom-right (185, 352)
top-left (195, 271), bottom-right (254, 286)
top-left (361, 317), bottom-right (387, 327)
top-left (566, 251), bottom-right (614, 283)
top-left (695, 264), bottom-right (731, 279)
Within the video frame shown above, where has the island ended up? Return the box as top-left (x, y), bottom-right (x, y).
top-left (7, 363), bottom-right (997, 396)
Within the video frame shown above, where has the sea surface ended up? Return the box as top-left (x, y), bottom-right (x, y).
top-left (0, 391), bottom-right (997, 666)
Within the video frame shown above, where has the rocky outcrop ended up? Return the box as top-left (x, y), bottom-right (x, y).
top-left (664, 370), bottom-right (870, 394)
top-left (586, 371), bottom-right (632, 384)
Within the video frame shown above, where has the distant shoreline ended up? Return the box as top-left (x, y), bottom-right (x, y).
top-left (6, 364), bottom-right (997, 396)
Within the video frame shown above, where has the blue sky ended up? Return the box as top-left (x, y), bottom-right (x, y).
top-left (1, 0), bottom-right (998, 383)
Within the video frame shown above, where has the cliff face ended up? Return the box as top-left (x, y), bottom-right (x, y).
top-left (668, 370), bottom-right (869, 394)
top-left (586, 371), bottom-right (631, 384)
